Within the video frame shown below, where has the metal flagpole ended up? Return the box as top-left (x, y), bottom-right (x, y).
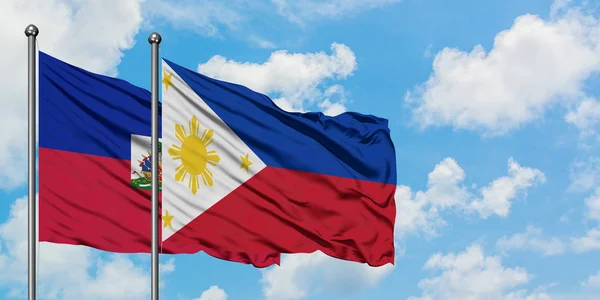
top-left (148, 32), bottom-right (162, 300)
top-left (25, 24), bottom-right (39, 300)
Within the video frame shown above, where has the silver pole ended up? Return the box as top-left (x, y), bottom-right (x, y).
top-left (148, 32), bottom-right (161, 300)
top-left (25, 24), bottom-right (39, 300)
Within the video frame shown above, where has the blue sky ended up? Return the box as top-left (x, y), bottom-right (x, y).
top-left (1, 0), bottom-right (600, 299)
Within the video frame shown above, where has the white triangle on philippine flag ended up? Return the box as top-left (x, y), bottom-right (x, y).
top-left (161, 59), bottom-right (267, 242)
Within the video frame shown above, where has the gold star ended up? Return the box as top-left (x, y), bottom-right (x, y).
top-left (240, 153), bottom-right (253, 173)
top-left (162, 71), bottom-right (173, 91)
top-left (162, 209), bottom-right (174, 229)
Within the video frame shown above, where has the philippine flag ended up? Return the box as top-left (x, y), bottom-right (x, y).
top-left (160, 59), bottom-right (397, 267)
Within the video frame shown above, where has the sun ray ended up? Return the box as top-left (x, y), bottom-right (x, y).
top-left (174, 164), bottom-right (187, 182)
top-left (200, 170), bottom-right (211, 186)
top-left (193, 175), bottom-right (200, 194)
top-left (204, 168), bottom-right (213, 181)
top-left (206, 151), bottom-right (220, 166)
top-left (175, 124), bottom-right (187, 143)
top-left (201, 129), bottom-right (214, 147)
top-left (168, 145), bottom-right (181, 160)
top-left (190, 116), bottom-right (200, 137)
top-left (203, 170), bottom-right (213, 186)
top-left (189, 174), bottom-right (200, 195)
top-left (168, 115), bottom-right (221, 195)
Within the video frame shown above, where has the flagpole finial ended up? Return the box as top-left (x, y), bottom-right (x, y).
top-left (148, 32), bottom-right (162, 44)
top-left (24, 24), bottom-right (39, 37)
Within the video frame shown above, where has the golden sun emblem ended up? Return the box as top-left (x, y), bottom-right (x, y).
top-left (168, 116), bottom-right (220, 195)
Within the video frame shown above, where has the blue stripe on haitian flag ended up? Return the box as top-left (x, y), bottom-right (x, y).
top-left (164, 59), bottom-right (396, 185)
top-left (39, 52), bottom-right (161, 160)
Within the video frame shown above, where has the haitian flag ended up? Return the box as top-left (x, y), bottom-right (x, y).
top-left (38, 52), bottom-right (278, 267)
top-left (160, 59), bottom-right (397, 267)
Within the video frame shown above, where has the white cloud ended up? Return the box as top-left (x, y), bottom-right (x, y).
top-left (409, 244), bottom-right (549, 300)
top-left (568, 162), bottom-right (600, 253)
top-left (420, 157), bottom-right (471, 209)
top-left (248, 35), bottom-right (277, 49)
top-left (194, 285), bottom-right (228, 300)
top-left (272, 0), bottom-right (401, 24)
top-left (143, 1), bottom-right (399, 45)
top-left (160, 257), bottom-right (176, 273)
top-left (545, 294), bottom-right (600, 300)
top-left (394, 185), bottom-right (445, 238)
top-left (569, 157), bottom-right (600, 192)
top-left (394, 158), bottom-right (468, 238)
top-left (76, 256), bottom-right (149, 299)
top-left (550, 0), bottom-right (574, 17)
top-left (565, 97), bottom-right (600, 139)
top-left (468, 158), bottom-right (546, 218)
top-left (424, 44), bottom-right (434, 58)
top-left (571, 228), bottom-right (600, 253)
top-left (582, 270), bottom-right (600, 289)
top-left (406, 4), bottom-right (600, 135)
top-left (0, 0), bottom-right (144, 189)
top-left (260, 251), bottom-right (394, 300)
top-left (0, 196), bottom-right (174, 299)
top-left (144, 0), bottom-right (398, 37)
top-left (143, 0), bottom-right (243, 36)
top-left (396, 157), bottom-right (545, 238)
top-left (318, 99), bottom-right (347, 116)
top-left (504, 290), bottom-right (553, 300)
top-left (317, 85), bottom-right (349, 116)
top-left (496, 225), bottom-right (566, 256)
top-left (585, 188), bottom-right (600, 221)
top-left (198, 43), bottom-right (356, 113)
